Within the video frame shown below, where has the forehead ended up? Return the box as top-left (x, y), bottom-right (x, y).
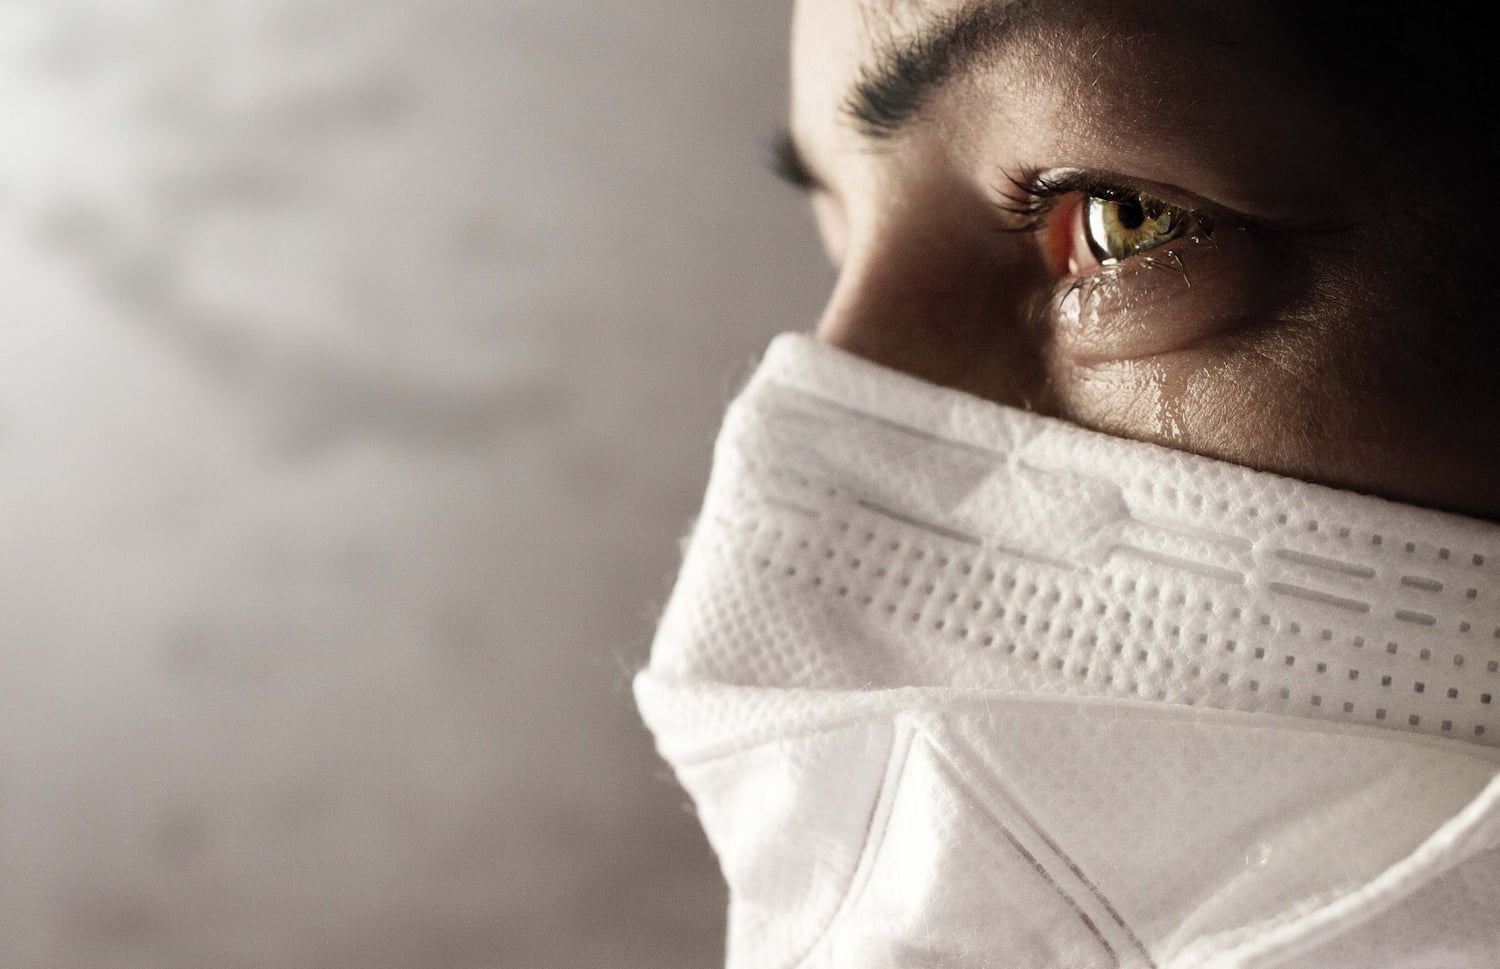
top-left (790, 0), bottom-right (1302, 142)
top-left (786, 0), bottom-right (1372, 232)
top-left (854, 0), bottom-right (959, 31)
top-left (790, 0), bottom-right (963, 144)
top-left (804, 0), bottom-right (969, 56)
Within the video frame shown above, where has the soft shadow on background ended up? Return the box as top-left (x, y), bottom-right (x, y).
top-left (0, 2), bottom-right (829, 966)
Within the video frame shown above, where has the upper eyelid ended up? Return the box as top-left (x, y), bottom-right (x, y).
top-left (993, 167), bottom-right (1357, 272)
top-left (1002, 168), bottom-right (1194, 212)
top-left (991, 169), bottom-right (1128, 233)
top-left (992, 166), bottom-right (1257, 234)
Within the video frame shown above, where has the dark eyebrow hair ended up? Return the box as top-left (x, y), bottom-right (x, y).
top-left (846, 0), bottom-right (1035, 140)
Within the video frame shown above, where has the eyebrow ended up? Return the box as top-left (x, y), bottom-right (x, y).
top-left (845, 0), bottom-right (1036, 139)
top-left (769, 0), bottom-right (1040, 193)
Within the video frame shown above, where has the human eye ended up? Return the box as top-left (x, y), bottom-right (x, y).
top-left (986, 166), bottom-right (1311, 366)
top-left (995, 168), bottom-right (1223, 277)
top-left (1080, 194), bottom-right (1197, 265)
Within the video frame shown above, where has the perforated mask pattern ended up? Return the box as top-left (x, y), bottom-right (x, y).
top-left (639, 334), bottom-right (1500, 969)
top-left (654, 336), bottom-right (1500, 746)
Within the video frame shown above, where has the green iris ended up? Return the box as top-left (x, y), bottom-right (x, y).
top-left (1084, 196), bottom-right (1191, 264)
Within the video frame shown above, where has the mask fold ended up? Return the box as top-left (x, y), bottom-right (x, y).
top-left (639, 333), bottom-right (1500, 968)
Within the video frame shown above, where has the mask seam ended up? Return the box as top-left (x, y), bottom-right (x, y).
top-left (1193, 777), bottom-right (1500, 969)
top-left (641, 675), bottom-right (1500, 769)
top-left (790, 717), bottom-right (913, 969)
top-left (660, 711), bottom-right (905, 768)
top-left (926, 723), bottom-right (1156, 968)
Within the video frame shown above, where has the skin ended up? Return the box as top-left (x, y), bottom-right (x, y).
top-left (786, 0), bottom-right (1500, 520)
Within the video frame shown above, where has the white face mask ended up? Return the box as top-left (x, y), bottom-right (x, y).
top-left (637, 333), bottom-right (1500, 969)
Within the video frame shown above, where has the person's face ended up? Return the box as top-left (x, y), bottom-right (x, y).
top-left (784, 0), bottom-right (1500, 520)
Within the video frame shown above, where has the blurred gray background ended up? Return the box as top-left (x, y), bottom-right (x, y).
top-left (0, 1), bottom-right (829, 966)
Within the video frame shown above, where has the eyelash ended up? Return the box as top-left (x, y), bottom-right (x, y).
top-left (994, 168), bottom-right (1216, 239)
top-left (769, 132), bottom-right (819, 191)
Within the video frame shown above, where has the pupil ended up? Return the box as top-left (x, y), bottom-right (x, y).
top-left (1115, 199), bottom-right (1145, 231)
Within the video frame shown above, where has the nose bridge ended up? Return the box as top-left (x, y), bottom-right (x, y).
top-left (813, 224), bottom-right (1053, 412)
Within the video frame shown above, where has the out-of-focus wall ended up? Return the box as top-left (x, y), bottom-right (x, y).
top-left (0, 2), bottom-right (829, 966)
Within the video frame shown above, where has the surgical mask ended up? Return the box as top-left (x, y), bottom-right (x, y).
top-left (637, 333), bottom-right (1500, 969)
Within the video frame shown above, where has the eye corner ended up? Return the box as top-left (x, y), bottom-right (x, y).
top-left (768, 130), bottom-right (822, 193)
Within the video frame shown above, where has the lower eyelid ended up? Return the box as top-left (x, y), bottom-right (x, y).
top-left (1047, 230), bottom-right (1256, 365)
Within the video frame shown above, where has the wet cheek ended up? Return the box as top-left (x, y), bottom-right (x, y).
top-left (1044, 225), bottom-right (1328, 461)
top-left (1049, 228), bottom-right (1280, 365)
top-left (1055, 355), bottom-right (1190, 446)
top-left (1058, 347), bottom-right (1335, 484)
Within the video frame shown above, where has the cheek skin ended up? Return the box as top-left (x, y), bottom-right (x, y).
top-left (1048, 226), bottom-right (1309, 365)
top-left (1044, 224), bottom-right (1387, 491)
top-left (1053, 266), bottom-right (1500, 520)
top-left (1059, 342), bottom-right (1329, 472)
top-left (1060, 356), bottom-right (1188, 444)
top-left (1045, 230), bottom-right (1316, 454)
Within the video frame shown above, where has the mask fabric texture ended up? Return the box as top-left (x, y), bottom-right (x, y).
top-left (637, 334), bottom-right (1500, 969)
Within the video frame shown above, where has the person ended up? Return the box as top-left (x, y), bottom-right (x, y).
top-left (638, 2), bottom-right (1500, 967)
top-left (771, 0), bottom-right (1498, 519)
